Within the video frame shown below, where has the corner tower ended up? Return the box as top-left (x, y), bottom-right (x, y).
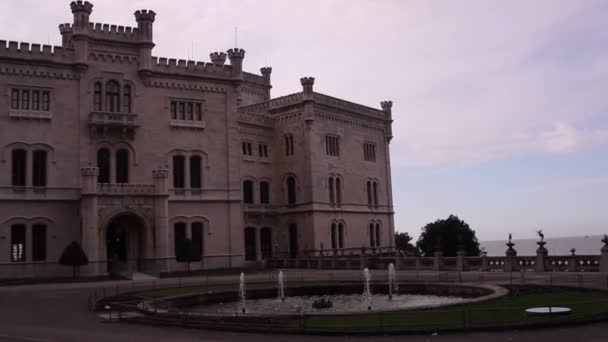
top-left (134, 9), bottom-right (156, 73)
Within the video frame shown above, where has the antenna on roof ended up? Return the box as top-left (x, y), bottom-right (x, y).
top-left (235, 26), bottom-right (238, 48)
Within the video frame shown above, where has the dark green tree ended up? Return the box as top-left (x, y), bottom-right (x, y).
top-left (394, 232), bottom-right (418, 255)
top-left (58, 241), bottom-right (89, 279)
top-left (175, 238), bottom-right (202, 273)
top-left (416, 215), bottom-right (480, 257)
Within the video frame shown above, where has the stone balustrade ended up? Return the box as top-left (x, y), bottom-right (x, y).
top-left (97, 183), bottom-right (155, 195)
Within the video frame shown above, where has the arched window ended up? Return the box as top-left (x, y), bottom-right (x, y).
top-left (115, 149), bottom-right (129, 183)
top-left (338, 223), bottom-right (344, 249)
top-left (260, 181), bottom-right (270, 204)
top-left (105, 81), bottom-right (120, 112)
top-left (32, 150), bottom-right (47, 187)
top-left (288, 223), bottom-right (298, 258)
top-left (285, 134), bottom-right (294, 156)
top-left (335, 178), bottom-right (342, 206)
top-left (366, 181), bottom-right (372, 207)
top-left (375, 223), bottom-right (381, 247)
top-left (97, 148), bottom-right (110, 183)
top-left (11, 224), bottom-right (26, 262)
top-left (123, 85), bottom-right (131, 113)
top-left (260, 227), bottom-right (272, 259)
top-left (172, 155), bottom-right (185, 189)
top-left (190, 156), bottom-right (202, 189)
top-left (11, 149), bottom-right (26, 186)
top-left (369, 223), bottom-right (375, 247)
top-left (32, 224), bottom-right (47, 261)
top-left (173, 222), bottom-right (187, 258)
top-left (330, 223), bottom-right (337, 249)
top-left (328, 177), bottom-right (335, 205)
top-left (244, 227), bottom-right (257, 261)
top-left (243, 180), bottom-right (254, 204)
top-left (287, 176), bottom-right (296, 205)
top-left (93, 82), bottom-right (102, 111)
top-left (191, 222), bottom-right (203, 258)
top-left (373, 181), bottom-right (379, 208)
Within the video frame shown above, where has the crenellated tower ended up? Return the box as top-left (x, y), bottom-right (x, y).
top-left (134, 9), bottom-right (156, 73)
top-left (227, 48), bottom-right (246, 79)
top-left (210, 52), bottom-right (227, 66)
top-left (70, 1), bottom-right (93, 66)
top-left (381, 101), bottom-right (393, 142)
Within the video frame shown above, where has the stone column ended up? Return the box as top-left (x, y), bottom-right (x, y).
top-left (505, 241), bottom-right (517, 272)
top-left (80, 167), bottom-right (100, 274)
top-left (600, 236), bottom-right (608, 273)
top-left (535, 240), bottom-right (548, 273)
top-left (433, 250), bottom-right (443, 271)
top-left (481, 252), bottom-right (489, 272)
top-left (152, 169), bottom-right (170, 273)
top-left (568, 248), bottom-right (577, 272)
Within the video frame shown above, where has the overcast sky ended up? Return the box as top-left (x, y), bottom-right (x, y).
top-left (2, 0), bottom-right (608, 241)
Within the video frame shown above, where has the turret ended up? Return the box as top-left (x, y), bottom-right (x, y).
top-left (70, 1), bottom-right (93, 67)
top-left (227, 48), bottom-right (245, 78)
top-left (301, 77), bottom-right (315, 122)
top-left (58, 23), bottom-right (73, 48)
top-left (381, 101), bottom-right (393, 142)
top-left (210, 52), bottom-right (227, 66)
top-left (70, 1), bottom-right (93, 31)
top-left (300, 77), bottom-right (315, 98)
top-left (260, 67), bottom-right (272, 99)
top-left (134, 9), bottom-right (156, 73)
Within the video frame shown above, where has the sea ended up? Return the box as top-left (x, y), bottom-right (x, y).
top-left (480, 235), bottom-right (605, 256)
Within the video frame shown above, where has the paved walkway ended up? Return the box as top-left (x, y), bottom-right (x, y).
top-left (1, 270), bottom-right (607, 341)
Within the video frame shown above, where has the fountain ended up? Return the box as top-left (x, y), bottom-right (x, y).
top-left (278, 270), bottom-right (285, 302)
top-left (363, 267), bottom-right (372, 310)
top-left (387, 263), bottom-right (396, 300)
top-left (239, 272), bottom-right (246, 313)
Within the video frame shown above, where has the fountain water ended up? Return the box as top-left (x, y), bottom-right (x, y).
top-left (239, 272), bottom-right (246, 313)
top-left (363, 268), bottom-right (372, 310)
top-left (278, 270), bottom-right (285, 302)
top-left (388, 263), bottom-right (396, 300)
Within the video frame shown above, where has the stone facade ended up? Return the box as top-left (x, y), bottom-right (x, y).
top-left (0, 1), bottom-right (395, 277)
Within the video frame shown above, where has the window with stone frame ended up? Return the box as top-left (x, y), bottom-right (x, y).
top-left (11, 149), bottom-right (27, 187)
top-left (325, 135), bottom-right (340, 157)
top-left (115, 149), bottom-right (129, 183)
top-left (170, 99), bottom-right (204, 122)
top-left (364, 141), bottom-right (376, 162)
top-left (32, 150), bottom-right (47, 187)
top-left (97, 148), bottom-right (111, 183)
top-left (284, 134), bottom-right (294, 156)
top-left (258, 143), bottom-right (269, 158)
top-left (32, 224), bottom-right (47, 261)
top-left (242, 141), bottom-right (253, 156)
top-left (243, 180), bottom-right (254, 204)
top-left (10, 87), bottom-right (51, 112)
top-left (173, 155), bottom-right (186, 189)
top-left (190, 156), bottom-right (202, 189)
top-left (260, 181), bottom-right (270, 204)
top-left (11, 224), bottom-right (26, 262)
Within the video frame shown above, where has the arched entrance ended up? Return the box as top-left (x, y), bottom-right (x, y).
top-left (106, 213), bottom-right (145, 273)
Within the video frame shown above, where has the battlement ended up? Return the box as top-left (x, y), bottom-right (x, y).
top-left (380, 101), bottom-right (393, 113)
top-left (70, 1), bottom-right (93, 14)
top-left (86, 22), bottom-right (139, 42)
top-left (243, 72), bottom-right (266, 85)
top-left (150, 56), bottom-right (233, 78)
top-left (210, 52), bottom-right (227, 65)
top-left (0, 40), bottom-right (74, 64)
top-left (134, 10), bottom-right (156, 22)
top-left (227, 48), bottom-right (246, 59)
top-left (59, 23), bottom-right (73, 34)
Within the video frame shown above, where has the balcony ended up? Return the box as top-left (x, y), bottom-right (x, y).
top-left (89, 111), bottom-right (139, 139)
top-left (97, 183), bottom-right (156, 195)
top-left (243, 204), bottom-right (279, 215)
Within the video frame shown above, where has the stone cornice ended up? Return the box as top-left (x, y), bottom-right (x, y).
top-left (0, 64), bottom-right (79, 80)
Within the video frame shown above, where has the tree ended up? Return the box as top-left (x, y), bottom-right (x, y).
top-left (175, 238), bottom-right (201, 273)
top-left (416, 215), bottom-right (480, 257)
top-left (394, 232), bottom-right (418, 255)
top-left (59, 241), bottom-right (89, 279)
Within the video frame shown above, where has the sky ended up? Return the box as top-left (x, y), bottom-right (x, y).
top-left (2, 0), bottom-right (607, 241)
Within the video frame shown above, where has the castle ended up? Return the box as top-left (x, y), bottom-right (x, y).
top-left (0, 1), bottom-right (395, 278)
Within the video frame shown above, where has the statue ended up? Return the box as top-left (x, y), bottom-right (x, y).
top-left (508, 233), bottom-right (512, 244)
top-left (537, 229), bottom-right (544, 242)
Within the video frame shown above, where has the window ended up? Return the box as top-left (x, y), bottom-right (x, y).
top-left (331, 223), bottom-right (337, 249)
top-left (244, 227), bottom-right (257, 261)
top-left (11, 89), bottom-right (19, 109)
top-left (190, 156), bottom-right (202, 189)
top-left (258, 144), bottom-right (268, 158)
top-left (170, 102), bottom-right (177, 120)
top-left (369, 223), bottom-right (375, 247)
top-left (191, 222), bottom-right (203, 258)
top-left (173, 155), bottom-right (185, 189)
top-left (375, 223), bottom-right (381, 247)
top-left (32, 90), bottom-right (40, 110)
top-left (21, 90), bottom-right (30, 110)
top-left (195, 103), bottom-right (202, 121)
top-left (32, 224), bottom-right (47, 261)
top-left (242, 142), bottom-right (252, 156)
top-left (170, 100), bottom-right (203, 122)
top-left (366, 181), bottom-right (372, 207)
top-left (32, 150), bottom-right (47, 187)
top-left (288, 223), bottom-right (298, 258)
top-left (178, 102), bottom-right (185, 120)
top-left (11, 149), bottom-right (27, 186)
top-left (260, 181), bottom-right (270, 204)
top-left (11, 224), bottom-right (26, 262)
top-left (328, 177), bottom-right (335, 204)
top-left (373, 181), bottom-right (379, 208)
top-left (325, 135), bottom-right (340, 157)
top-left (94, 82), bottom-right (102, 111)
top-left (97, 148), bottom-right (110, 183)
top-left (173, 222), bottom-right (187, 257)
top-left (243, 180), bottom-right (254, 204)
top-left (187, 103), bottom-right (193, 120)
top-left (105, 81), bottom-right (120, 112)
top-left (123, 85), bottom-right (131, 113)
top-left (335, 178), bottom-right (342, 206)
top-left (285, 134), bottom-right (294, 156)
top-left (287, 176), bottom-right (296, 205)
top-left (260, 227), bottom-right (272, 259)
top-left (41, 91), bottom-right (50, 111)
top-left (115, 149), bottom-right (129, 183)
top-left (364, 142), bottom-right (376, 162)
top-left (338, 223), bottom-right (344, 249)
